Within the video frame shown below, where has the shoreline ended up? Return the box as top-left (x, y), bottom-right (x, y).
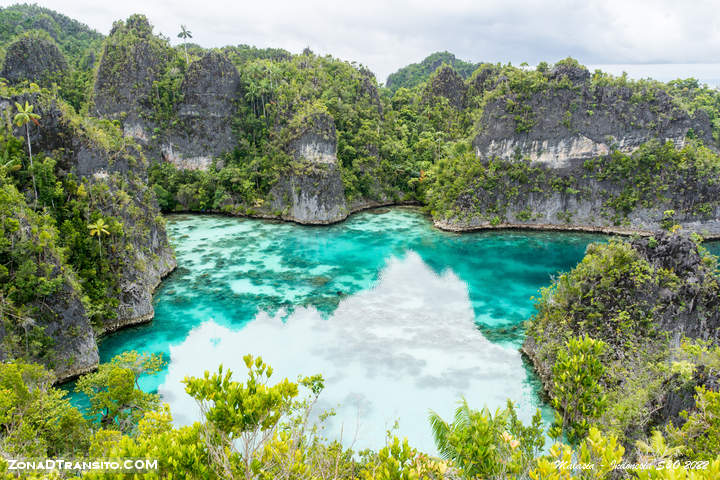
top-left (59, 206), bottom-right (719, 385)
top-left (163, 202), bottom-right (720, 241)
top-left (433, 219), bottom-right (652, 237)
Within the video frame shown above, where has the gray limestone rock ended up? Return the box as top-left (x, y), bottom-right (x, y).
top-left (1, 32), bottom-right (68, 85)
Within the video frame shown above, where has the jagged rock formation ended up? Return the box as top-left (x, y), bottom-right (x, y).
top-left (269, 112), bottom-right (348, 224)
top-left (91, 14), bottom-right (169, 143)
top-left (631, 233), bottom-right (720, 341)
top-left (434, 139), bottom-right (720, 236)
top-left (0, 94), bottom-right (144, 177)
top-left (88, 174), bottom-right (176, 333)
top-left (651, 365), bottom-right (720, 432)
top-left (1, 32), bottom-right (68, 84)
top-left (423, 65), bottom-right (467, 109)
top-left (0, 200), bottom-right (98, 381)
top-left (0, 93), bottom-right (175, 381)
top-left (431, 62), bottom-right (720, 236)
top-left (522, 232), bottom-right (720, 448)
top-left (467, 63), bottom-right (502, 97)
top-left (472, 64), bottom-right (712, 168)
top-left (161, 51), bottom-right (241, 170)
top-left (523, 232), bottom-right (720, 381)
top-left (24, 96), bottom-right (176, 331)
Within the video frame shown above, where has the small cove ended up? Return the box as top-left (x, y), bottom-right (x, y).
top-left (88, 208), bottom-right (720, 452)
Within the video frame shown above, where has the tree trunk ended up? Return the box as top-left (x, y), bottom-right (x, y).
top-left (26, 124), bottom-right (38, 205)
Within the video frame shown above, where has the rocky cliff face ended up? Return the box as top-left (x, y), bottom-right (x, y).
top-left (1, 32), bottom-right (68, 85)
top-left (91, 15), bottom-right (169, 144)
top-left (269, 112), bottom-right (348, 224)
top-left (0, 94), bottom-right (145, 178)
top-left (88, 174), bottom-right (176, 333)
top-left (523, 232), bottom-right (720, 377)
top-left (431, 63), bottom-right (720, 236)
top-left (631, 233), bottom-right (720, 341)
top-left (0, 201), bottom-right (98, 381)
top-left (423, 65), bottom-right (467, 109)
top-left (161, 51), bottom-right (241, 170)
top-left (0, 92), bottom-right (175, 381)
top-left (434, 141), bottom-right (720, 236)
top-left (650, 365), bottom-right (720, 432)
top-left (522, 232), bottom-right (720, 447)
top-left (472, 67), bottom-right (712, 168)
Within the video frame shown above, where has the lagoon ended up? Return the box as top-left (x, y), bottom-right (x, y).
top-left (97, 208), bottom-right (609, 452)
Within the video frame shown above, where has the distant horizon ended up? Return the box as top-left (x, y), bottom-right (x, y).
top-left (3, 0), bottom-right (720, 86)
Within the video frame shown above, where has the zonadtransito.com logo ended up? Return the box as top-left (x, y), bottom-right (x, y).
top-left (6, 458), bottom-right (159, 473)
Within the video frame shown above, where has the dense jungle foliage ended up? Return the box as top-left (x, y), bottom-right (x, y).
top-left (1, 349), bottom-right (719, 479)
top-left (384, 51), bottom-right (479, 92)
top-left (1, 5), bottom-right (720, 479)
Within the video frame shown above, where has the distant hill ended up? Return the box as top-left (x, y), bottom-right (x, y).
top-left (385, 51), bottom-right (478, 92)
top-left (0, 3), bottom-right (103, 66)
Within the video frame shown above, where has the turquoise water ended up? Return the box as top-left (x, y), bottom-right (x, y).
top-left (94, 208), bottom-right (608, 452)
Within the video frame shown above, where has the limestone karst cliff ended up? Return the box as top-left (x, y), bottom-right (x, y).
top-left (522, 232), bottom-right (720, 449)
top-left (91, 14), bottom-right (170, 143)
top-left (161, 51), bottom-right (241, 171)
top-left (472, 62), bottom-right (712, 168)
top-left (426, 61), bottom-right (720, 236)
top-left (0, 92), bottom-right (175, 381)
top-left (269, 111), bottom-right (348, 224)
top-left (1, 31), bottom-right (68, 85)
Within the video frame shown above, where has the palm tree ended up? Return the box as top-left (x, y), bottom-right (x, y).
top-left (13, 101), bottom-right (40, 204)
top-left (19, 314), bottom-right (36, 356)
top-left (177, 25), bottom-right (192, 64)
top-left (88, 218), bottom-right (110, 253)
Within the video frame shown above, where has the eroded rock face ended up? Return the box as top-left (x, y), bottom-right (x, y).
top-left (40, 282), bottom-right (99, 380)
top-left (0, 95), bottom-right (144, 177)
top-left (473, 84), bottom-right (712, 168)
top-left (161, 51), bottom-right (241, 170)
top-left (651, 366), bottom-right (720, 431)
top-left (91, 15), bottom-right (169, 142)
top-left (434, 74), bottom-right (720, 234)
top-left (1, 33), bottom-right (68, 84)
top-left (436, 154), bottom-right (720, 236)
top-left (468, 63), bottom-right (502, 97)
top-left (522, 232), bottom-right (720, 446)
top-left (632, 233), bottom-right (720, 342)
top-left (0, 93), bottom-right (175, 381)
top-left (90, 175), bottom-right (176, 333)
top-left (424, 65), bottom-right (467, 109)
top-left (548, 62), bottom-right (590, 84)
top-left (270, 112), bottom-right (348, 224)
top-left (0, 183), bottom-right (98, 381)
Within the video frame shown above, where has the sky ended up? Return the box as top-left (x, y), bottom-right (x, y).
top-left (3, 0), bottom-right (720, 85)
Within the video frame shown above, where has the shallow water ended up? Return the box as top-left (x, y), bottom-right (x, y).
top-left (95, 208), bottom-right (610, 452)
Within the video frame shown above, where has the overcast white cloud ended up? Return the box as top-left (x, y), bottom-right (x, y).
top-left (2, 0), bottom-right (720, 83)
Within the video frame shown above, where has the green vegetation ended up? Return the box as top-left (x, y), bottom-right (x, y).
top-left (0, 5), bottom-right (103, 112)
top-left (13, 100), bottom-right (40, 202)
top-left (425, 140), bottom-right (720, 226)
top-left (0, 3), bottom-right (103, 64)
top-left (429, 399), bottom-right (545, 478)
top-left (525, 233), bottom-right (720, 466)
top-left (385, 51), bottom-right (478, 92)
top-left (1, 7), bottom-right (720, 478)
top-left (177, 25), bottom-right (192, 64)
top-left (0, 85), bottom-right (169, 351)
top-left (1, 353), bottom-right (717, 478)
top-left (549, 335), bottom-right (607, 443)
